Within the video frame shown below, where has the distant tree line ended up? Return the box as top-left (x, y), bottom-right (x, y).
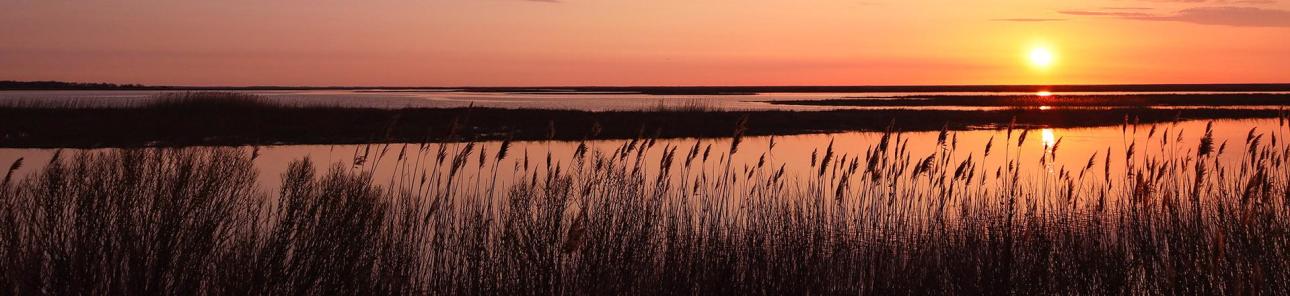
top-left (0, 81), bottom-right (164, 90)
top-left (4, 80), bottom-right (1290, 92)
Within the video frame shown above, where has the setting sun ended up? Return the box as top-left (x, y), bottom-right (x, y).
top-left (1028, 46), bottom-right (1056, 70)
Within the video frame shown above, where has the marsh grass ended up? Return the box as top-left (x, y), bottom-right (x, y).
top-left (144, 92), bottom-right (285, 110)
top-left (1, 115), bottom-right (1289, 294)
top-left (651, 98), bottom-right (718, 112)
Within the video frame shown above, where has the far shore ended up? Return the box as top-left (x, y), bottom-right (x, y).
top-left (770, 93), bottom-right (1290, 107)
top-left (6, 80), bottom-right (1290, 94)
top-left (1, 92), bottom-right (1285, 148)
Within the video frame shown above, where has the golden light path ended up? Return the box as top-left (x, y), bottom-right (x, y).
top-left (1041, 128), bottom-right (1057, 148)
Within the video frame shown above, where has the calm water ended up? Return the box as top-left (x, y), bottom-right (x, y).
top-left (4, 89), bottom-right (1290, 111)
top-left (1, 118), bottom-right (1281, 195)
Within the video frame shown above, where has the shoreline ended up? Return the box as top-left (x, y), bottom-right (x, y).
top-left (771, 93), bottom-right (1290, 107)
top-left (7, 80), bottom-right (1290, 94)
top-left (2, 105), bottom-right (1283, 148)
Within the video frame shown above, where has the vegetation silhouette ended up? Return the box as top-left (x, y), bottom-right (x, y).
top-left (1, 92), bottom-right (1285, 148)
top-left (1, 113), bottom-right (1288, 294)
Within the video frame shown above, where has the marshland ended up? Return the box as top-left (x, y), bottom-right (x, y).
top-left (9, 0), bottom-right (1290, 293)
top-left (2, 90), bottom-right (1289, 294)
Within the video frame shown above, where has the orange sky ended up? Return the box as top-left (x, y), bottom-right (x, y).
top-left (2, 0), bottom-right (1289, 86)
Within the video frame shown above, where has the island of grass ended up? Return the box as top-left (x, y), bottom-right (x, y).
top-left (1, 92), bottom-right (1286, 148)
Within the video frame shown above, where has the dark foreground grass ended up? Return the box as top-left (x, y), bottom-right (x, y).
top-left (1, 115), bottom-right (1288, 294)
top-left (0, 92), bottom-right (1286, 148)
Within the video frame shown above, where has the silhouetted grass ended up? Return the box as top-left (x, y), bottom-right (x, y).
top-left (650, 98), bottom-right (718, 112)
top-left (1, 92), bottom-right (1285, 148)
top-left (1, 114), bottom-right (1288, 294)
top-left (145, 92), bottom-right (284, 110)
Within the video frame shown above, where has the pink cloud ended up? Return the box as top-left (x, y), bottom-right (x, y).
top-left (1062, 6), bottom-right (1290, 27)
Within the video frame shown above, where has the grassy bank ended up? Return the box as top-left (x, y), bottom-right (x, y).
top-left (1, 116), bottom-right (1288, 294)
top-left (1, 92), bottom-right (1285, 148)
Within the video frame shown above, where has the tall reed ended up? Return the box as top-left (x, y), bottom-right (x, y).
top-left (1, 118), bottom-right (1288, 295)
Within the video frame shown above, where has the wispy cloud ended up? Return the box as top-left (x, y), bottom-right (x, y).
top-left (1061, 6), bottom-right (1290, 27)
top-left (1231, 0), bottom-right (1277, 4)
top-left (991, 18), bottom-right (1066, 22)
top-left (1058, 10), bottom-right (1153, 17)
top-left (1139, 6), bottom-right (1290, 27)
top-left (1099, 7), bottom-right (1153, 10)
top-left (1136, 0), bottom-right (1276, 3)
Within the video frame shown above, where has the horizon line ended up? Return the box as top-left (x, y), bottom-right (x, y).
top-left (5, 80), bottom-right (1290, 90)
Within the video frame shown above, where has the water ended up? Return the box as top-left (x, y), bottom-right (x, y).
top-left (2, 90), bottom-right (1283, 196)
top-left (3, 89), bottom-right (1290, 111)
top-left (2, 118), bottom-right (1281, 196)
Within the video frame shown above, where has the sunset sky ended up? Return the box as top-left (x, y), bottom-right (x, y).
top-left (2, 0), bottom-right (1289, 86)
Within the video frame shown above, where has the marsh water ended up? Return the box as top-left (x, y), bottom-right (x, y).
top-left (1, 118), bottom-right (1281, 198)
top-left (2, 90), bottom-right (1286, 199)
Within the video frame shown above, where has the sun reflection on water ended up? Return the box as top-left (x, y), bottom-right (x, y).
top-left (1041, 128), bottom-right (1056, 148)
